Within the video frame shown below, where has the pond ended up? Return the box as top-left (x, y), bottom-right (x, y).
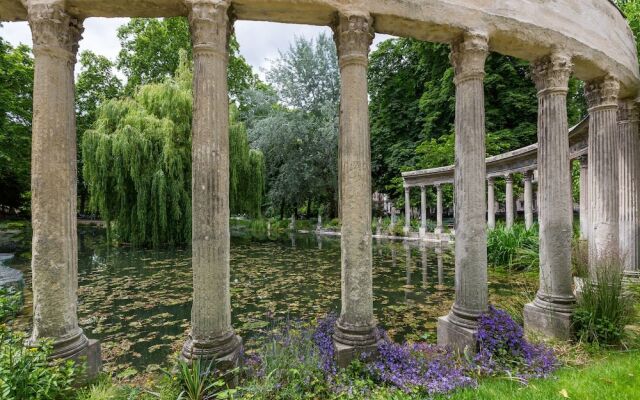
top-left (2, 224), bottom-right (535, 379)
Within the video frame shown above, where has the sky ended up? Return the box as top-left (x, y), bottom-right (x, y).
top-left (0, 18), bottom-right (392, 80)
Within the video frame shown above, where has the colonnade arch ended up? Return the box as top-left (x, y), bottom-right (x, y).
top-left (2, 0), bottom-right (638, 374)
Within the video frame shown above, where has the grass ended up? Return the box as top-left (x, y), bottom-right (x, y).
top-left (439, 351), bottom-right (640, 400)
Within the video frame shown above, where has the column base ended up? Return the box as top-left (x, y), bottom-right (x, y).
top-left (624, 270), bottom-right (640, 282)
top-left (403, 227), bottom-right (410, 234)
top-left (29, 329), bottom-right (101, 381)
top-left (434, 227), bottom-right (443, 235)
top-left (419, 227), bottom-right (426, 237)
top-left (523, 302), bottom-right (572, 341)
top-left (333, 318), bottom-right (381, 368)
top-left (437, 315), bottom-right (478, 354)
top-left (182, 331), bottom-right (243, 373)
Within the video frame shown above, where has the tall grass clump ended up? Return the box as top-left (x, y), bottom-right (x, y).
top-left (572, 256), bottom-right (636, 346)
top-left (487, 222), bottom-right (539, 270)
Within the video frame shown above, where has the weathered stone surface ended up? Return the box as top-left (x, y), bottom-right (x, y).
top-left (618, 100), bottom-right (640, 277)
top-left (183, 0), bottom-right (242, 365)
top-left (0, 254), bottom-right (23, 289)
top-left (579, 155), bottom-right (589, 240)
top-left (487, 178), bottom-right (495, 229)
top-left (523, 170), bottom-right (534, 229)
top-left (505, 174), bottom-right (514, 228)
top-left (437, 315), bottom-right (478, 354)
top-left (586, 76), bottom-right (621, 276)
top-left (5, 1), bottom-right (638, 97)
top-left (524, 53), bottom-right (575, 340)
top-left (438, 32), bottom-right (489, 348)
top-left (332, 12), bottom-right (379, 365)
top-left (435, 184), bottom-right (443, 234)
top-left (523, 303), bottom-right (572, 341)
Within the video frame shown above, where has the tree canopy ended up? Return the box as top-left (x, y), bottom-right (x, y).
top-left (82, 54), bottom-right (264, 247)
top-left (244, 34), bottom-right (340, 218)
top-left (368, 38), bottom-right (588, 207)
top-left (0, 38), bottom-right (33, 210)
top-left (117, 17), bottom-right (257, 98)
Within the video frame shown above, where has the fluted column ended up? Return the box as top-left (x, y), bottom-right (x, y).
top-left (332, 13), bottom-right (379, 366)
top-left (487, 178), bottom-right (496, 229)
top-left (505, 174), bottom-right (514, 228)
top-left (404, 187), bottom-right (411, 234)
top-left (523, 53), bottom-right (575, 340)
top-left (420, 186), bottom-right (427, 237)
top-left (585, 76), bottom-right (621, 277)
top-left (182, 0), bottom-right (242, 367)
top-left (26, 3), bottom-right (101, 375)
top-left (579, 156), bottom-right (589, 240)
top-left (437, 32), bottom-right (488, 352)
top-left (435, 184), bottom-right (444, 234)
top-left (524, 171), bottom-right (534, 229)
top-left (618, 100), bottom-right (640, 277)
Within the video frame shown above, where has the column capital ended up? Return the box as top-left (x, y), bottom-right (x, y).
top-left (332, 13), bottom-right (374, 67)
top-left (487, 177), bottom-right (495, 185)
top-left (420, 185), bottom-right (426, 192)
top-left (531, 53), bottom-right (573, 96)
top-left (585, 76), bottom-right (620, 111)
top-left (186, 0), bottom-right (232, 56)
top-left (618, 99), bottom-right (640, 123)
top-left (450, 32), bottom-right (489, 85)
top-left (504, 174), bottom-right (513, 183)
top-left (404, 186), bottom-right (410, 193)
top-left (27, 2), bottom-right (83, 62)
top-left (523, 170), bottom-right (534, 181)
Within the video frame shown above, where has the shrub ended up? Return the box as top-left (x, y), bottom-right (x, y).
top-left (487, 223), bottom-right (539, 270)
top-left (0, 326), bottom-right (78, 400)
top-left (172, 358), bottom-right (228, 400)
top-left (572, 257), bottom-right (635, 346)
top-left (473, 306), bottom-right (557, 381)
top-left (0, 286), bottom-right (22, 323)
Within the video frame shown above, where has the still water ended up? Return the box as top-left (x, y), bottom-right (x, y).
top-left (4, 225), bottom-right (528, 377)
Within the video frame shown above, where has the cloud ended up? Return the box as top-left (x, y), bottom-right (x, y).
top-left (1, 18), bottom-right (394, 80)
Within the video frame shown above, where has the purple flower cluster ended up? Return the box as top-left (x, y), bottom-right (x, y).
top-left (369, 340), bottom-right (475, 394)
top-left (474, 306), bottom-right (558, 380)
top-left (312, 313), bottom-right (338, 375)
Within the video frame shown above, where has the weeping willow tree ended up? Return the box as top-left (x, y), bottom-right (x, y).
top-left (82, 54), bottom-right (264, 247)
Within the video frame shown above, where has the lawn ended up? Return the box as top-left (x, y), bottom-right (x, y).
top-left (442, 351), bottom-right (640, 400)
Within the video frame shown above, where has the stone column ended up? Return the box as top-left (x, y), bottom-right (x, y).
top-left (437, 32), bottom-right (489, 352)
top-left (618, 100), bottom-right (640, 277)
top-left (487, 177), bottom-right (496, 229)
top-left (404, 187), bottom-right (411, 234)
top-left (420, 186), bottom-right (427, 237)
top-left (435, 184), bottom-right (444, 234)
top-left (332, 13), bottom-right (379, 366)
top-left (182, 0), bottom-right (242, 367)
top-left (523, 53), bottom-right (575, 340)
top-left (579, 156), bottom-right (589, 240)
top-left (585, 76), bottom-right (621, 277)
top-left (26, 3), bottom-right (100, 376)
top-left (524, 171), bottom-right (534, 229)
top-left (505, 174), bottom-right (514, 228)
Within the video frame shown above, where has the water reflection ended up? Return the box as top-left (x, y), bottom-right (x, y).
top-left (7, 226), bottom-right (458, 376)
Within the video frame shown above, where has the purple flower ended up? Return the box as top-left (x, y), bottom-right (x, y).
top-left (473, 306), bottom-right (558, 381)
top-left (313, 313), bottom-right (338, 375)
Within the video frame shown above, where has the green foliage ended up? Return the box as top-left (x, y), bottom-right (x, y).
top-left (0, 327), bottom-right (78, 400)
top-left (82, 54), bottom-right (264, 247)
top-left (172, 359), bottom-right (228, 400)
top-left (238, 326), bottom-right (329, 399)
top-left (76, 51), bottom-right (123, 214)
top-left (487, 223), bottom-right (539, 271)
top-left (0, 38), bottom-right (33, 209)
top-left (0, 287), bottom-right (22, 323)
top-left (368, 38), bottom-right (587, 202)
top-left (116, 17), bottom-right (257, 97)
top-left (572, 258), bottom-right (636, 346)
top-left (247, 34), bottom-right (339, 218)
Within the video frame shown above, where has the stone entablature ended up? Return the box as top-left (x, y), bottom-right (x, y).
top-left (402, 118), bottom-right (589, 188)
top-left (1, 0), bottom-right (639, 96)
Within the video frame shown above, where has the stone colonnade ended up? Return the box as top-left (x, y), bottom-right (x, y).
top-left (20, 0), bottom-right (640, 375)
top-left (23, 0), bottom-right (382, 373)
top-left (404, 170), bottom-right (540, 236)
